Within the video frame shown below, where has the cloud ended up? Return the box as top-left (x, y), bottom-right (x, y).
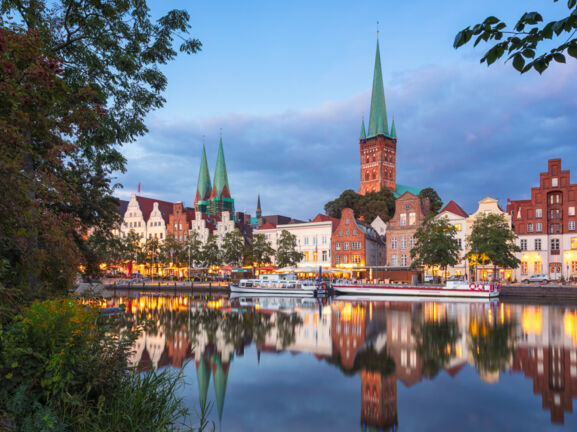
top-left (116, 60), bottom-right (577, 219)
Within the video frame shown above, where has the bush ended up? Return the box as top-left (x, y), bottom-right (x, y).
top-left (0, 298), bottom-right (190, 431)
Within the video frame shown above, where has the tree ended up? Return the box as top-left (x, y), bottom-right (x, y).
top-left (200, 234), bottom-right (221, 268)
top-left (1, 1), bottom-right (201, 294)
top-left (221, 230), bottom-right (245, 266)
top-left (325, 189), bottom-right (396, 222)
top-left (410, 218), bottom-right (460, 277)
top-left (185, 231), bottom-right (203, 268)
top-left (275, 231), bottom-right (304, 268)
top-left (251, 234), bottom-right (274, 266)
top-left (454, 1), bottom-right (577, 74)
top-left (0, 27), bottom-right (102, 296)
top-left (466, 213), bottom-right (521, 280)
top-left (419, 187), bottom-right (443, 215)
top-left (142, 237), bottom-right (161, 276)
top-left (160, 234), bottom-right (183, 268)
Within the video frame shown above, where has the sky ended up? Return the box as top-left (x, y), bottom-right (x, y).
top-left (115, 0), bottom-right (577, 220)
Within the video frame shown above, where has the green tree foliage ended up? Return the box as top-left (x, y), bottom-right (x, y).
top-left (221, 230), bottom-right (245, 266)
top-left (0, 28), bottom-right (102, 296)
top-left (251, 234), bottom-right (275, 266)
top-left (0, 1), bottom-right (201, 295)
top-left (468, 316), bottom-right (516, 375)
top-left (419, 187), bottom-right (443, 215)
top-left (454, 0), bottom-right (577, 74)
top-left (200, 234), bottom-right (221, 268)
top-left (275, 230), bottom-right (304, 268)
top-left (410, 218), bottom-right (460, 275)
top-left (466, 213), bottom-right (521, 279)
top-left (0, 299), bottom-right (190, 430)
top-left (185, 230), bottom-right (203, 268)
top-left (160, 234), bottom-right (184, 267)
top-left (324, 189), bottom-right (396, 222)
top-left (142, 237), bottom-right (161, 275)
top-left (413, 316), bottom-right (460, 378)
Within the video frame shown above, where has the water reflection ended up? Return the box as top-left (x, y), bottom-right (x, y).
top-left (99, 292), bottom-right (577, 428)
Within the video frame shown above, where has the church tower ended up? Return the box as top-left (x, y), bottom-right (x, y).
top-left (359, 39), bottom-right (397, 195)
top-left (194, 144), bottom-right (212, 214)
top-left (210, 137), bottom-right (235, 216)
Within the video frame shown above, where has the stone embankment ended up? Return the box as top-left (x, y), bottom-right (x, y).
top-left (501, 284), bottom-right (577, 302)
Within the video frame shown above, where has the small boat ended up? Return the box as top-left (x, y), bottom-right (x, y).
top-left (332, 279), bottom-right (500, 298)
top-left (230, 273), bottom-right (327, 297)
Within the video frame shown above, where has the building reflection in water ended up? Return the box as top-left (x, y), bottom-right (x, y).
top-left (99, 292), bottom-right (577, 427)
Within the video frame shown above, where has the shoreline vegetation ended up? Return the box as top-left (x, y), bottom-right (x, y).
top-left (0, 297), bottom-right (209, 432)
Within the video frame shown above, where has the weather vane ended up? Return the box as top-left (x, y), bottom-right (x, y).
top-left (377, 21), bottom-right (379, 36)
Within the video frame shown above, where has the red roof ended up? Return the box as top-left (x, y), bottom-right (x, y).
top-left (258, 222), bottom-right (277, 230)
top-left (439, 200), bottom-right (468, 218)
top-left (135, 195), bottom-right (174, 223)
top-left (312, 213), bottom-right (340, 232)
top-left (445, 362), bottom-right (466, 378)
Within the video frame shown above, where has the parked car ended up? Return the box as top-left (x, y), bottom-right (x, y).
top-left (522, 274), bottom-right (549, 284)
top-left (424, 275), bottom-right (434, 283)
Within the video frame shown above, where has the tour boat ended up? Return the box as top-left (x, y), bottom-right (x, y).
top-left (230, 273), bottom-right (328, 297)
top-left (332, 279), bottom-right (501, 299)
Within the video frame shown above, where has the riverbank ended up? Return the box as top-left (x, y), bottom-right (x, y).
top-left (501, 284), bottom-right (577, 303)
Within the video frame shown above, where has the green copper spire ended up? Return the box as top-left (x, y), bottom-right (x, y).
top-left (197, 144), bottom-right (211, 201)
top-left (196, 356), bottom-right (212, 407)
top-left (367, 40), bottom-right (389, 137)
top-left (213, 356), bottom-right (230, 421)
top-left (213, 137), bottom-right (230, 198)
top-left (360, 117), bottom-right (367, 139)
top-left (390, 118), bottom-right (397, 138)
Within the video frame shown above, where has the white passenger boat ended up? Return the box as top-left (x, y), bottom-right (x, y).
top-left (332, 279), bottom-right (501, 299)
top-left (230, 273), bottom-right (327, 297)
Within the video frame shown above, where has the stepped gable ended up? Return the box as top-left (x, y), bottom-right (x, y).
top-left (135, 195), bottom-right (174, 223)
top-left (439, 200), bottom-right (468, 218)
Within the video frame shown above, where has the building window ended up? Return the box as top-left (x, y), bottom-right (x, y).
top-left (345, 219), bottom-right (350, 225)
top-left (527, 223), bottom-right (533, 233)
top-left (335, 242), bottom-right (341, 251)
top-left (351, 255), bottom-right (361, 264)
top-left (391, 237), bottom-right (397, 250)
top-left (551, 238), bottom-right (560, 251)
top-left (400, 254), bottom-right (407, 266)
top-left (339, 230), bottom-right (343, 236)
top-left (536, 222), bottom-right (542, 232)
top-left (343, 255), bottom-right (348, 264)
top-left (454, 223), bottom-right (462, 231)
top-left (352, 242), bottom-right (361, 250)
top-left (400, 237), bottom-right (407, 250)
top-left (534, 261), bottom-right (542, 274)
top-left (160, 233), bottom-right (163, 239)
top-left (570, 207), bottom-right (576, 217)
top-left (536, 208), bottom-right (542, 218)
top-left (322, 250), bottom-right (328, 261)
top-left (572, 261), bottom-right (577, 273)
top-left (521, 262), bottom-right (528, 275)
top-left (409, 212), bottom-right (416, 226)
top-left (400, 214), bottom-right (407, 226)
top-left (322, 236), bottom-right (327, 245)
top-left (535, 239), bottom-right (541, 250)
top-left (570, 221), bottom-right (576, 231)
top-left (344, 242), bottom-right (350, 251)
top-left (352, 229), bottom-right (356, 235)
top-left (304, 252), bottom-right (309, 262)
top-left (572, 238), bottom-right (577, 250)
top-left (313, 251), bottom-right (318, 262)
top-left (520, 239), bottom-right (527, 251)
top-left (552, 177), bottom-right (558, 187)
top-left (345, 230), bottom-right (350, 236)
top-left (335, 255), bottom-right (341, 264)
top-left (410, 237), bottom-right (416, 248)
top-left (457, 238), bottom-right (462, 248)
top-left (391, 255), bottom-right (398, 266)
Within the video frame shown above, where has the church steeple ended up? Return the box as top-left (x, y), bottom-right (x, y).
top-left (256, 194), bottom-right (262, 218)
top-left (210, 136), bottom-right (235, 216)
top-left (195, 144), bottom-right (212, 213)
top-left (390, 118), bottom-right (397, 138)
top-left (360, 117), bottom-right (367, 139)
top-left (367, 40), bottom-right (389, 137)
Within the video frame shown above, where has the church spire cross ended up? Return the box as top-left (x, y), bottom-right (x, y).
top-left (367, 39), bottom-right (389, 137)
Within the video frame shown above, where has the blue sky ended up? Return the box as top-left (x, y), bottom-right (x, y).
top-left (116, 0), bottom-right (577, 220)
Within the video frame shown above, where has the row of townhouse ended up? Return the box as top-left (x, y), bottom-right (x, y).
top-left (117, 193), bottom-right (249, 246)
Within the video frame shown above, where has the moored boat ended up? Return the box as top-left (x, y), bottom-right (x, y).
top-left (230, 273), bottom-right (328, 297)
top-left (332, 279), bottom-right (500, 298)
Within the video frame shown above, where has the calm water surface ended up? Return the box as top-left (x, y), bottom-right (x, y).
top-left (105, 291), bottom-right (577, 431)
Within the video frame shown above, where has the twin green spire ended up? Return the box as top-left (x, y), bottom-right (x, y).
top-left (213, 137), bottom-right (231, 198)
top-left (366, 39), bottom-right (392, 138)
top-left (197, 144), bottom-right (211, 201)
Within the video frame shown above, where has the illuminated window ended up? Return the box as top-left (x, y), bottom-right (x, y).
top-left (313, 251), bottom-right (318, 262)
top-left (572, 238), bottom-right (577, 249)
top-left (521, 262), bottom-right (528, 275)
top-left (400, 214), bottom-right (407, 226)
top-left (343, 255), bottom-right (348, 264)
top-left (304, 252), bottom-right (309, 262)
top-left (535, 239), bottom-right (541, 250)
top-left (534, 261), bottom-right (542, 273)
top-left (536, 208), bottom-right (542, 218)
top-left (454, 223), bottom-right (462, 231)
top-left (351, 255), bottom-right (361, 264)
top-left (572, 261), bottom-right (577, 273)
top-left (409, 212), bottom-right (416, 226)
